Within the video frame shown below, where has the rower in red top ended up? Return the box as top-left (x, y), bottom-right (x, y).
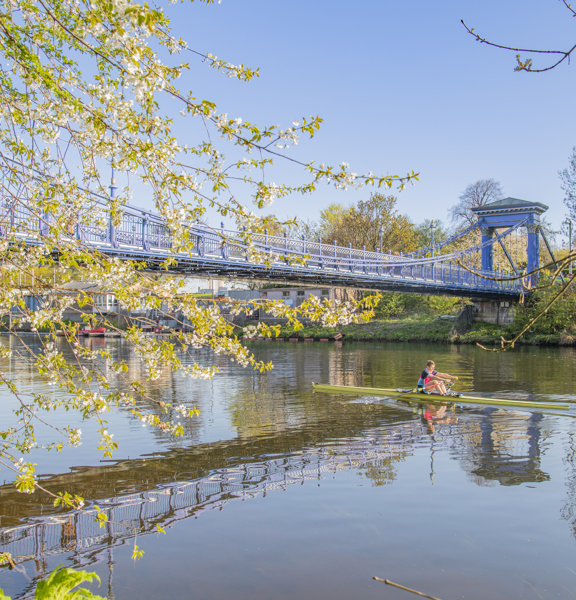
top-left (417, 360), bottom-right (458, 395)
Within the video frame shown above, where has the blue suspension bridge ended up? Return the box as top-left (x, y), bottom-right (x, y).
top-left (4, 184), bottom-right (553, 299)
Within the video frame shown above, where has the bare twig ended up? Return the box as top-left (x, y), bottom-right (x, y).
top-left (373, 577), bottom-right (444, 600)
top-left (0, 552), bottom-right (30, 580)
top-left (461, 19), bottom-right (576, 72)
top-left (561, 0), bottom-right (576, 17)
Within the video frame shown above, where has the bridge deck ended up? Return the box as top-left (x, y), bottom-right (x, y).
top-left (8, 200), bottom-right (525, 299)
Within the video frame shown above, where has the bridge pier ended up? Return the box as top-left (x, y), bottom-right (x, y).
top-left (472, 299), bottom-right (515, 326)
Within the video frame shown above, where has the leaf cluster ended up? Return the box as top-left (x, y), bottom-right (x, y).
top-left (0, 565), bottom-right (105, 600)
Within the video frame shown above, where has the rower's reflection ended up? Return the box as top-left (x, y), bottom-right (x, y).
top-left (421, 403), bottom-right (458, 434)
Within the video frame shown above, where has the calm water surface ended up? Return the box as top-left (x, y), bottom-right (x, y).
top-left (1, 336), bottom-right (576, 599)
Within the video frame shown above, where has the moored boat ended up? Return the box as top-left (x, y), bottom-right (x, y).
top-left (79, 327), bottom-right (107, 336)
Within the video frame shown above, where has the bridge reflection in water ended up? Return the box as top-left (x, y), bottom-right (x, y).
top-left (1, 425), bottom-right (419, 567)
top-left (0, 398), bottom-right (551, 598)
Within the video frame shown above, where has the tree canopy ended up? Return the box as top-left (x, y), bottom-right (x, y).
top-left (413, 219), bottom-right (449, 250)
top-left (318, 193), bottom-right (417, 253)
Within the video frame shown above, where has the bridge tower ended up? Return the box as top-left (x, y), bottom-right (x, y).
top-left (470, 198), bottom-right (548, 325)
top-left (471, 197), bottom-right (549, 279)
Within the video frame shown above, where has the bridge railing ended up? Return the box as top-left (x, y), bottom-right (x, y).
top-left (0, 198), bottom-right (38, 234)
top-left (219, 227), bottom-right (522, 291)
top-left (0, 196), bottom-right (525, 293)
top-left (249, 231), bottom-right (395, 263)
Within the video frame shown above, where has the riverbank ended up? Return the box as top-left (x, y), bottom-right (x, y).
top-left (271, 316), bottom-right (576, 346)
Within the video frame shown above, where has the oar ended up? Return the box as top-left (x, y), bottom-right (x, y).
top-left (384, 388), bottom-right (421, 402)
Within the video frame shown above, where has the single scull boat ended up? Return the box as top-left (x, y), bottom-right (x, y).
top-left (311, 383), bottom-right (570, 410)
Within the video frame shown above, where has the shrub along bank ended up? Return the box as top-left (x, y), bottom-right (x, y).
top-left (271, 287), bottom-right (576, 346)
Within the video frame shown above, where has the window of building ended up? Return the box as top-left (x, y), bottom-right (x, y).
top-left (321, 289), bottom-right (329, 295)
top-left (297, 291), bottom-right (305, 296)
top-left (282, 291), bottom-right (290, 297)
top-left (262, 292), bottom-right (268, 297)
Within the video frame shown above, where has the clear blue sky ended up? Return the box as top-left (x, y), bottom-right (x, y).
top-left (130, 0), bottom-right (576, 239)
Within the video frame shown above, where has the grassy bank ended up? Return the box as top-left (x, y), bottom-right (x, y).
top-left (277, 316), bottom-right (454, 343)
top-left (274, 316), bottom-right (576, 346)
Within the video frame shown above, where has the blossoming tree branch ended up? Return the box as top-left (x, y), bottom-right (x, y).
top-left (0, 0), bottom-right (418, 558)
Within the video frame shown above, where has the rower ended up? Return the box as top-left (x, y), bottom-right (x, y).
top-left (417, 360), bottom-right (458, 395)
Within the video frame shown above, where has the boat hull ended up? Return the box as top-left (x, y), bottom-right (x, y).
top-left (311, 383), bottom-right (570, 410)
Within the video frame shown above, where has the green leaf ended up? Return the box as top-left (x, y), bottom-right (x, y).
top-left (34, 565), bottom-right (105, 600)
top-left (132, 545), bottom-right (145, 561)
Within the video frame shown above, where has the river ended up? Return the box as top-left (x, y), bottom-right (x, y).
top-left (1, 336), bottom-right (576, 599)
